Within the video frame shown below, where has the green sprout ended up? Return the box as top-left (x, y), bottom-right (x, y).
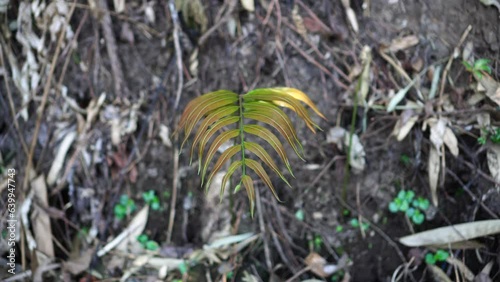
top-left (331, 270), bottom-right (345, 282)
top-left (478, 136), bottom-right (487, 145)
top-left (400, 154), bottom-right (411, 166)
top-left (389, 189), bottom-right (430, 225)
top-left (490, 128), bottom-right (500, 143)
top-left (142, 190), bottom-right (161, 210)
top-left (478, 127), bottom-right (500, 145)
top-left (463, 58), bottom-right (492, 79)
top-left (178, 261), bottom-right (188, 275)
top-left (295, 209), bottom-right (305, 221)
top-left (114, 194), bottom-right (137, 220)
top-left (313, 235), bottom-right (323, 250)
top-left (425, 249), bottom-right (449, 265)
top-left (349, 218), bottom-right (370, 231)
top-left (136, 234), bottom-right (159, 251)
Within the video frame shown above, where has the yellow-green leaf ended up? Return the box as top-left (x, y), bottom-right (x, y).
top-left (197, 116), bottom-right (239, 170)
top-left (244, 109), bottom-right (304, 159)
top-left (205, 145), bottom-right (241, 190)
top-left (245, 89), bottom-right (322, 132)
top-left (245, 141), bottom-right (290, 187)
top-left (177, 90), bottom-right (237, 133)
top-left (202, 129), bottom-right (239, 185)
top-left (176, 87), bottom-right (326, 214)
top-left (184, 95), bottom-right (238, 143)
top-left (220, 160), bottom-right (242, 197)
top-left (272, 87), bottom-right (326, 120)
top-left (241, 175), bottom-right (255, 217)
top-left (245, 158), bottom-right (281, 201)
top-left (243, 124), bottom-right (294, 175)
top-left (191, 108), bottom-right (239, 163)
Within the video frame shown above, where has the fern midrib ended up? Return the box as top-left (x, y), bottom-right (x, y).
top-left (238, 95), bottom-right (246, 177)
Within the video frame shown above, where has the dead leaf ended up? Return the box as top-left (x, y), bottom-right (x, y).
top-left (430, 240), bottom-right (486, 250)
top-left (478, 75), bottom-right (500, 107)
top-left (240, 0), bottom-right (255, 12)
top-left (345, 8), bottom-right (358, 33)
top-left (292, 5), bottom-right (307, 36)
top-left (445, 257), bottom-right (475, 282)
top-left (462, 41), bottom-right (473, 62)
top-left (399, 219), bottom-right (500, 247)
top-left (242, 271), bottom-right (259, 282)
top-left (430, 118), bottom-right (447, 150)
top-left (31, 175), bottom-right (55, 258)
top-left (159, 125), bottom-right (173, 148)
top-left (359, 46), bottom-right (372, 103)
top-left (388, 35), bottom-right (419, 53)
top-left (189, 48), bottom-right (199, 77)
top-left (113, 0), bottom-right (125, 13)
top-left (428, 146), bottom-right (440, 206)
top-left (443, 127), bottom-right (459, 157)
top-left (346, 133), bottom-right (365, 172)
top-left (305, 252), bottom-right (329, 277)
top-left (326, 127), bottom-right (365, 172)
top-left (392, 112), bottom-right (419, 141)
top-left (63, 247), bottom-right (96, 275)
top-left (487, 144), bottom-right (500, 189)
top-left (474, 261), bottom-right (494, 282)
top-left (47, 131), bottom-right (77, 186)
top-left (97, 206), bottom-right (149, 257)
top-left (340, 0), bottom-right (358, 32)
top-left (177, 0), bottom-right (208, 32)
top-left (326, 127), bottom-right (347, 147)
top-left (477, 113), bottom-right (491, 128)
top-left (144, 2), bottom-right (155, 23)
top-left (428, 264), bottom-right (453, 282)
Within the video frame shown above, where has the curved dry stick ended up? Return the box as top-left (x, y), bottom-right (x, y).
top-left (98, 0), bottom-right (128, 98)
top-left (168, 0), bottom-right (183, 109)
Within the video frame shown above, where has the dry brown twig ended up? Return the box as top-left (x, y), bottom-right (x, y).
top-left (255, 187), bottom-right (273, 272)
top-left (165, 0), bottom-right (183, 244)
top-left (437, 25), bottom-right (472, 190)
top-left (21, 0), bottom-right (77, 270)
top-left (98, 0), bottom-right (128, 98)
top-left (168, 0), bottom-right (184, 109)
top-left (198, 0), bottom-right (238, 45)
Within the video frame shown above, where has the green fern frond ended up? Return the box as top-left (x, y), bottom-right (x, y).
top-left (175, 87), bottom-right (326, 217)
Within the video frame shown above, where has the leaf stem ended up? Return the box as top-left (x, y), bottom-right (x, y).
top-left (239, 95), bottom-right (247, 176)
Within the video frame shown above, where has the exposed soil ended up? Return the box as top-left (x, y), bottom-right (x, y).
top-left (1, 0), bottom-right (499, 281)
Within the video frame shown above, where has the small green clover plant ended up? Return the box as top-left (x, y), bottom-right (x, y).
top-left (425, 249), bottom-right (449, 264)
top-left (294, 209), bottom-right (305, 221)
top-left (313, 235), bottom-right (323, 250)
top-left (137, 234), bottom-right (159, 251)
top-left (114, 194), bottom-right (137, 220)
top-left (142, 190), bottom-right (161, 210)
top-left (463, 58), bottom-right (492, 79)
top-left (389, 190), bottom-right (430, 225)
top-left (349, 218), bottom-right (370, 231)
top-left (400, 154), bottom-right (411, 166)
top-left (478, 127), bottom-right (500, 145)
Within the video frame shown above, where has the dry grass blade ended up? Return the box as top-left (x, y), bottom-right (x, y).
top-left (399, 219), bottom-right (500, 247)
